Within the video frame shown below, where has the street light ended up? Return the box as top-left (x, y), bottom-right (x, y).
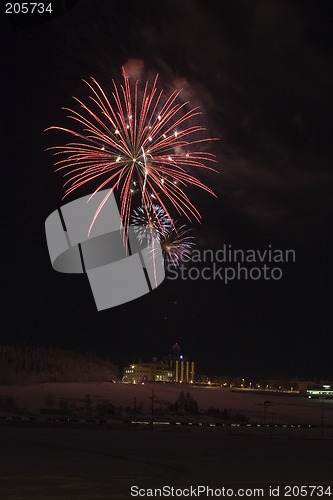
top-left (150, 389), bottom-right (155, 432)
top-left (320, 396), bottom-right (325, 438)
top-left (256, 400), bottom-right (273, 432)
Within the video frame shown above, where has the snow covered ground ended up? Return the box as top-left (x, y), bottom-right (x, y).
top-left (0, 425), bottom-right (331, 499)
top-left (0, 382), bottom-right (332, 426)
top-left (0, 383), bottom-right (332, 499)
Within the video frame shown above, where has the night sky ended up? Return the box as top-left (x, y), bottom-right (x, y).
top-left (2, 0), bottom-right (332, 380)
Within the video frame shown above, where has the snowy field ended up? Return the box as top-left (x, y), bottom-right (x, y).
top-left (0, 382), bottom-right (332, 426)
top-left (0, 384), bottom-right (332, 499)
top-left (0, 425), bottom-right (332, 500)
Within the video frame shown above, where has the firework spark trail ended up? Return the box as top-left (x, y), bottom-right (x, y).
top-left (141, 146), bottom-right (148, 204)
top-left (46, 67), bottom-right (217, 236)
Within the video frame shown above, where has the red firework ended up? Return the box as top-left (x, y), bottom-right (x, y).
top-left (46, 67), bottom-right (217, 234)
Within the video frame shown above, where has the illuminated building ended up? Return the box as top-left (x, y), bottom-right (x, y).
top-left (122, 361), bottom-right (173, 384)
top-left (168, 358), bottom-right (195, 383)
top-left (122, 343), bottom-right (195, 384)
top-left (306, 384), bottom-right (333, 399)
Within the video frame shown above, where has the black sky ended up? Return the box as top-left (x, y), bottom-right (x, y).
top-left (2, 0), bottom-right (332, 379)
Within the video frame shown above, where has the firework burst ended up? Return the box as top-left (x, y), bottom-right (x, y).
top-left (160, 224), bottom-right (195, 267)
top-left (46, 67), bottom-right (217, 235)
top-left (131, 204), bottom-right (171, 243)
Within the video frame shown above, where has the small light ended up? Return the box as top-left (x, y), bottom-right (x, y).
top-left (115, 129), bottom-right (119, 135)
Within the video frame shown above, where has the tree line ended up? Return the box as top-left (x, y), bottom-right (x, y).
top-left (0, 345), bottom-right (118, 384)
